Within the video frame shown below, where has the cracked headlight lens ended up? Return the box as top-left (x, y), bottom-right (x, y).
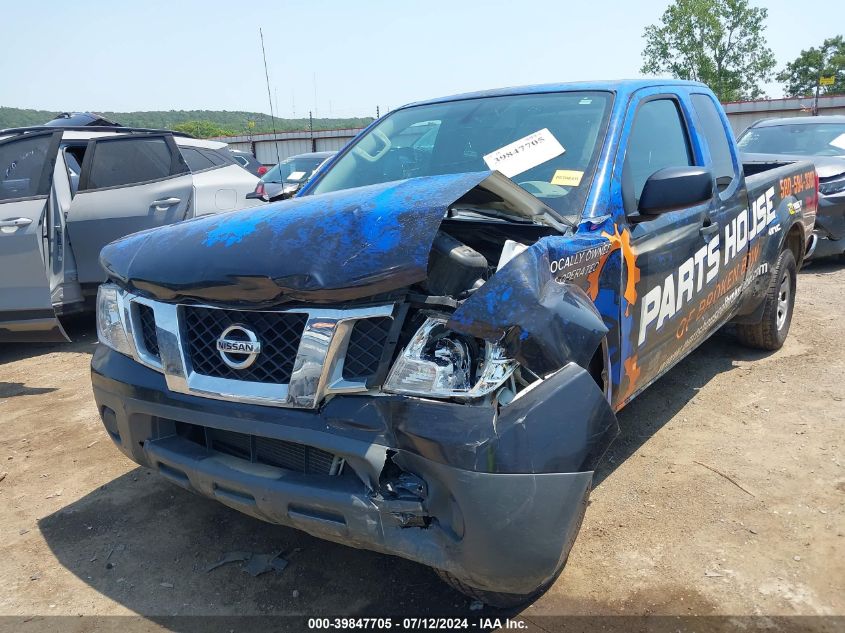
top-left (96, 284), bottom-right (134, 357)
top-left (384, 317), bottom-right (517, 399)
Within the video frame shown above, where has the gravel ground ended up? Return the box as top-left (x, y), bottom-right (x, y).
top-left (0, 262), bottom-right (842, 631)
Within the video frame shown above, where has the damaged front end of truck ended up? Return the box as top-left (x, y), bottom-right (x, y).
top-left (91, 171), bottom-right (619, 604)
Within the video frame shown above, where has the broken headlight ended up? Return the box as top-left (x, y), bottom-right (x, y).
top-left (384, 317), bottom-right (517, 399)
top-left (96, 284), bottom-right (134, 357)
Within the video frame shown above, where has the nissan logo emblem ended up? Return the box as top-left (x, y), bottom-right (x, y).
top-left (216, 324), bottom-right (261, 369)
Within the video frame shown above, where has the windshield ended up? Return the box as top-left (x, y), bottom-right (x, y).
top-left (309, 91), bottom-right (613, 220)
top-left (262, 156), bottom-right (326, 184)
top-left (738, 123), bottom-right (845, 156)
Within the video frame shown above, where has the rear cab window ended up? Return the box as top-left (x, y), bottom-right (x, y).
top-left (691, 93), bottom-right (738, 196)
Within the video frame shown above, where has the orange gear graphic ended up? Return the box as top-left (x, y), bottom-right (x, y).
top-left (585, 225), bottom-right (641, 317)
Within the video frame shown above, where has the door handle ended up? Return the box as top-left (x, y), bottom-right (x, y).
top-left (151, 197), bottom-right (181, 209)
top-left (700, 223), bottom-right (719, 239)
top-left (0, 217), bottom-right (33, 228)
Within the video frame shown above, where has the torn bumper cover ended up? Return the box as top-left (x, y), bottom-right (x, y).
top-left (92, 346), bottom-right (617, 595)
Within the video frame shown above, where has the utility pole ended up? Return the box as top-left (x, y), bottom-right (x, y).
top-left (813, 73), bottom-right (820, 116)
top-left (309, 111), bottom-right (315, 152)
top-left (376, 105), bottom-right (380, 119)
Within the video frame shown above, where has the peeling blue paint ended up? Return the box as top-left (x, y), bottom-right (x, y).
top-left (101, 171), bottom-right (495, 304)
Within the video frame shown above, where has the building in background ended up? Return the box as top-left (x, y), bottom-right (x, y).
top-left (214, 128), bottom-right (363, 165)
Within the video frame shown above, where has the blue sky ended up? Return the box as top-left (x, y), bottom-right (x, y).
top-left (1, 0), bottom-right (842, 116)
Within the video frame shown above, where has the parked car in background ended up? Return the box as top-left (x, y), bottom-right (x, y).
top-left (0, 123), bottom-right (263, 343)
top-left (176, 138), bottom-right (263, 215)
top-left (247, 151), bottom-right (334, 202)
top-left (229, 149), bottom-right (268, 177)
top-left (91, 80), bottom-right (816, 606)
top-left (738, 116), bottom-right (845, 259)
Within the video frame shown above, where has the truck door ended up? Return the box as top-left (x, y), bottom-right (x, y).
top-left (66, 134), bottom-right (192, 285)
top-left (615, 94), bottom-right (715, 398)
top-left (682, 92), bottom-right (750, 339)
top-left (616, 90), bottom-right (754, 404)
top-left (0, 131), bottom-right (69, 342)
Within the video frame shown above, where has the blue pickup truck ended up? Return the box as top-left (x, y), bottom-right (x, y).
top-left (91, 80), bottom-right (818, 606)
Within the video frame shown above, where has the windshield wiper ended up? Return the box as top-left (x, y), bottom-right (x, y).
top-left (448, 206), bottom-right (535, 224)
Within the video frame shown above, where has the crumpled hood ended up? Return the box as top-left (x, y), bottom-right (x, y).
top-left (101, 172), bottom-right (502, 305)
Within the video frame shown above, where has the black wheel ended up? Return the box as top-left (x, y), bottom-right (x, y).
top-left (434, 490), bottom-right (588, 608)
top-left (736, 249), bottom-right (796, 351)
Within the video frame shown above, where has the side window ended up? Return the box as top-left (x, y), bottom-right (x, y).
top-left (0, 134), bottom-right (53, 202)
top-left (625, 99), bottom-right (693, 207)
top-left (691, 94), bottom-right (737, 194)
top-left (201, 149), bottom-right (229, 166)
top-left (83, 137), bottom-right (179, 190)
top-left (180, 147), bottom-right (216, 172)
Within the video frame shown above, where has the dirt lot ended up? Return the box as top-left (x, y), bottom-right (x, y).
top-left (0, 263), bottom-right (842, 630)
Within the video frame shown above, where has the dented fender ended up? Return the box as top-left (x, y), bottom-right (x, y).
top-left (390, 362), bottom-right (618, 475)
top-left (448, 239), bottom-right (608, 376)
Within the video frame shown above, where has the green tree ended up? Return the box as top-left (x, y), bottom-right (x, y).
top-left (0, 107), bottom-right (375, 135)
top-left (777, 36), bottom-right (845, 97)
top-left (171, 120), bottom-right (235, 138)
top-left (641, 0), bottom-right (776, 101)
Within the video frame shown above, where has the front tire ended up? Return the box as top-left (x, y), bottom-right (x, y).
top-left (736, 249), bottom-right (796, 351)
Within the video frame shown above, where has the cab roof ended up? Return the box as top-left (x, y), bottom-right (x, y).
top-left (403, 79), bottom-right (711, 109)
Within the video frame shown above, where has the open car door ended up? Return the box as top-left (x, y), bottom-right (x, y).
top-left (66, 134), bottom-right (193, 284)
top-left (0, 131), bottom-right (69, 342)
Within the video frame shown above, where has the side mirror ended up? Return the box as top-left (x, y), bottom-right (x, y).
top-left (638, 166), bottom-right (712, 215)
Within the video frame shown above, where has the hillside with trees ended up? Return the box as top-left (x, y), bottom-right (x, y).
top-left (0, 106), bottom-right (373, 137)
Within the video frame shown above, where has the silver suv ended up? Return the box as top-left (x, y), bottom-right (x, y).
top-left (0, 124), bottom-right (264, 342)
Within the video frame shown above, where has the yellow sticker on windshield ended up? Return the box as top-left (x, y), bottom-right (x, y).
top-left (551, 170), bottom-right (583, 186)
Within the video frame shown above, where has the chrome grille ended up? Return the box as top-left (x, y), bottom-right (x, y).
top-left (137, 304), bottom-right (160, 360)
top-left (343, 317), bottom-right (393, 380)
top-left (122, 292), bottom-right (396, 408)
top-left (184, 306), bottom-right (306, 384)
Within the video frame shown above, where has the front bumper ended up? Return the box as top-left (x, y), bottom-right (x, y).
top-left (809, 193), bottom-right (845, 259)
top-left (91, 347), bottom-right (616, 594)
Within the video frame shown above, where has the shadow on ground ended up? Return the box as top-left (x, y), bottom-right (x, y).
top-left (36, 328), bottom-right (776, 624)
top-left (595, 329), bottom-right (770, 486)
top-left (799, 257), bottom-right (844, 275)
top-left (0, 314), bottom-right (96, 366)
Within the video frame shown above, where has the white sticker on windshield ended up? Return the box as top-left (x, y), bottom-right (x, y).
top-left (829, 133), bottom-right (845, 151)
top-left (483, 128), bottom-right (565, 178)
top-left (288, 171), bottom-right (307, 180)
